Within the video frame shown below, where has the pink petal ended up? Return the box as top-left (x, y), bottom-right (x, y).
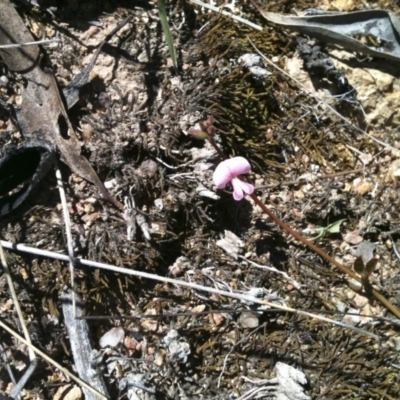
top-left (224, 157), bottom-right (251, 176)
top-left (213, 162), bottom-right (233, 188)
top-left (231, 178), bottom-right (254, 200)
top-left (231, 178), bottom-right (244, 200)
top-left (239, 180), bottom-right (254, 195)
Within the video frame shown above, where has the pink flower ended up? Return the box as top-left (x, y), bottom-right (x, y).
top-left (213, 157), bottom-right (254, 200)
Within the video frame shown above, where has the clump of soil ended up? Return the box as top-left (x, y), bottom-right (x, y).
top-left (1, 0), bottom-right (400, 399)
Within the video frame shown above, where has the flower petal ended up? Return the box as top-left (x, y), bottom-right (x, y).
top-left (224, 156), bottom-right (251, 176)
top-left (231, 178), bottom-right (254, 200)
top-left (231, 178), bottom-right (244, 200)
top-left (239, 180), bottom-right (254, 195)
top-left (213, 162), bottom-right (233, 188)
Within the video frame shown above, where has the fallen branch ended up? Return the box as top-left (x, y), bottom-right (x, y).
top-left (0, 240), bottom-right (380, 339)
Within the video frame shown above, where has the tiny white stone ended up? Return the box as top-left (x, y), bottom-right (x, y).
top-left (104, 178), bottom-right (117, 189)
top-left (238, 311), bottom-right (259, 328)
top-left (99, 327), bottom-right (125, 348)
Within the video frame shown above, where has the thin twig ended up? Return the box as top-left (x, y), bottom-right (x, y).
top-left (0, 240), bottom-right (379, 339)
top-left (0, 241), bottom-right (37, 399)
top-left (0, 38), bottom-right (60, 48)
top-left (188, 0), bottom-right (262, 31)
top-left (55, 160), bottom-right (76, 313)
top-left (256, 160), bottom-right (387, 189)
top-left (239, 255), bottom-right (302, 289)
top-left (0, 319), bottom-right (108, 400)
top-left (0, 342), bottom-right (17, 387)
top-left (218, 324), bottom-right (265, 387)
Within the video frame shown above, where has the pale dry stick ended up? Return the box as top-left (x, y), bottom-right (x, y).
top-left (0, 319), bottom-right (107, 400)
top-left (55, 160), bottom-right (76, 313)
top-left (0, 342), bottom-right (17, 387)
top-left (247, 37), bottom-right (399, 153)
top-left (155, 156), bottom-right (193, 169)
top-left (0, 241), bottom-right (37, 399)
top-left (61, 291), bottom-right (109, 399)
top-left (188, 0), bottom-right (262, 31)
top-left (346, 144), bottom-right (385, 167)
top-left (56, 162), bottom-right (108, 398)
top-left (0, 38), bottom-right (60, 48)
top-left (0, 240), bottom-right (379, 340)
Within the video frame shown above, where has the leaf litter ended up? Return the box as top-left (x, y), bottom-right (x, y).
top-left (1, 0), bottom-right (400, 398)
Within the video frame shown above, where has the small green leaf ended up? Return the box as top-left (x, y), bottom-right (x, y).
top-left (309, 219), bottom-right (346, 242)
top-left (325, 219), bottom-right (346, 234)
top-left (354, 256), bottom-right (365, 275)
top-left (309, 227), bottom-right (326, 242)
top-left (158, 0), bottom-right (178, 71)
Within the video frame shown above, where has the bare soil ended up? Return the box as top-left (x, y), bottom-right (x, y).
top-left (1, 0), bottom-right (400, 399)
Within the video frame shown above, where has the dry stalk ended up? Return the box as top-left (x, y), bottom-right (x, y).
top-left (0, 240), bottom-right (379, 339)
top-left (61, 291), bottom-right (109, 399)
top-left (188, 0), bottom-right (262, 31)
top-left (55, 160), bottom-right (77, 312)
top-left (0, 38), bottom-right (59, 48)
top-left (0, 319), bottom-right (107, 400)
top-left (0, 241), bottom-right (37, 399)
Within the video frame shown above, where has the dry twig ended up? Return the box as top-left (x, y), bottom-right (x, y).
top-left (61, 291), bottom-right (109, 399)
top-left (0, 242), bottom-right (37, 399)
top-left (0, 319), bottom-right (107, 400)
top-left (0, 240), bottom-right (380, 339)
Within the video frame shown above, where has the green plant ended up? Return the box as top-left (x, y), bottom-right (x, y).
top-left (158, 0), bottom-right (178, 71)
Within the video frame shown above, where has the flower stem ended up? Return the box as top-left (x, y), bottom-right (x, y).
top-left (207, 132), bottom-right (400, 318)
top-left (208, 136), bottom-right (227, 161)
top-left (249, 192), bottom-right (400, 318)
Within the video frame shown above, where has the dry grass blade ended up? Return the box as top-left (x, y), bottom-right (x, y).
top-left (239, 255), bottom-right (301, 289)
top-left (0, 319), bottom-right (108, 400)
top-left (189, 0), bottom-right (262, 31)
top-left (0, 38), bottom-right (59, 48)
top-left (0, 241), bottom-right (37, 398)
top-left (0, 240), bottom-right (379, 340)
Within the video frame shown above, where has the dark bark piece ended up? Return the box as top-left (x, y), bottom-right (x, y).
top-left (0, 0), bottom-right (40, 72)
top-left (297, 37), bottom-right (358, 104)
top-left (0, 0), bottom-right (123, 214)
top-left (251, 1), bottom-right (400, 63)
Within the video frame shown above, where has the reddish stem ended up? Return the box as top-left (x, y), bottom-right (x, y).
top-left (249, 192), bottom-right (400, 319)
top-left (208, 136), bottom-right (227, 161)
top-left (206, 134), bottom-right (400, 317)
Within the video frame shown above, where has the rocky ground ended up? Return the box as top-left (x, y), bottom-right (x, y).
top-left (1, 0), bottom-right (400, 398)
